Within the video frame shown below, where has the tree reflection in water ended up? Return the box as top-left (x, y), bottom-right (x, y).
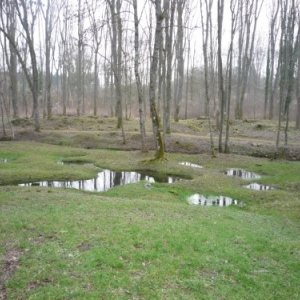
top-left (19, 169), bottom-right (180, 192)
top-left (225, 168), bottom-right (260, 179)
top-left (188, 194), bottom-right (239, 206)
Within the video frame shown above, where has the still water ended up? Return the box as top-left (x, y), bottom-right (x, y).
top-left (244, 183), bottom-right (275, 190)
top-left (226, 168), bottom-right (275, 190)
top-left (225, 168), bottom-right (260, 179)
top-left (179, 162), bottom-right (203, 168)
top-left (188, 194), bottom-right (239, 206)
top-left (19, 169), bottom-right (179, 192)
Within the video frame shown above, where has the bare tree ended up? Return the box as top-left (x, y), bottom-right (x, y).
top-left (296, 15), bottom-right (300, 129)
top-left (235, 0), bottom-right (263, 120)
top-left (224, 0), bottom-right (239, 153)
top-left (133, 0), bottom-right (147, 151)
top-left (76, 0), bottom-right (84, 116)
top-left (86, 0), bottom-right (105, 116)
top-left (42, 0), bottom-right (61, 119)
top-left (184, 37), bottom-right (190, 120)
top-left (60, 2), bottom-right (70, 116)
top-left (0, 43), bottom-right (14, 138)
top-left (217, 0), bottom-right (225, 152)
top-left (276, 0), bottom-right (298, 153)
top-left (149, 0), bottom-right (165, 160)
top-left (164, 0), bottom-right (176, 134)
top-left (266, 1), bottom-right (280, 120)
top-left (200, 0), bottom-right (216, 157)
top-left (0, 0), bottom-right (41, 131)
top-left (174, 0), bottom-right (185, 122)
top-left (108, 0), bottom-right (124, 136)
top-left (102, 28), bottom-right (113, 117)
top-left (6, 1), bottom-right (19, 118)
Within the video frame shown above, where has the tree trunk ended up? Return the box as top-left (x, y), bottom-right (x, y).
top-left (276, 0), bottom-right (297, 152)
top-left (108, 0), bottom-right (123, 133)
top-left (60, 1), bottom-right (69, 116)
top-left (264, 45), bottom-right (270, 119)
top-left (77, 0), bottom-right (83, 116)
top-left (217, 0), bottom-right (225, 153)
top-left (185, 39), bottom-right (190, 120)
top-left (93, 46), bottom-right (99, 116)
top-left (296, 25), bottom-right (300, 129)
top-left (164, 0), bottom-right (176, 134)
top-left (149, 0), bottom-right (166, 160)
top-left (200, 0), bottom-right (215, 157)
top-left (236, 0), bottom-right (263, 120)
top-left (174, 0), bottom-right (185, 122)
top-left (16, 0), bottom-right (40, 130)
top-left (235, 0), bottom-right (244, 120)
top-left (283, 4), bottom-right (297, 153)
top-left (116, 0), bottom-right (123, 130)
top-left (44, 0), bottom-right (52, 120)
top-left (276, 17), bottom-right (285, 152)
top-left (225, 0), bottom-right (238, 153)
top-left (133, 0), bottom-right (147, 151)
top-left (268, 1), bottom-right (280, 120)
top-left (0, 0), bottom-right (40, 130)
top-left (8, 2), bottom-right (19, 118)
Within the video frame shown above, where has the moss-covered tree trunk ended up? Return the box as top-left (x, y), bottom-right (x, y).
top-left (295, 23), bottom-right (300, 129)
top-left (149, 0), bottom-right (165, 160)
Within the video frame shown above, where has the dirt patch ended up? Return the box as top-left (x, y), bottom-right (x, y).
top-left (77, 242), bottom-right (92, 252)
top-left (0, 247), bottom-right (23, 300)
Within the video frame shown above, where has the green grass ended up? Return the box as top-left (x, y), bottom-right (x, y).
top-left (0, 142), bottom-right (98, 185)
top-left (1, 187), bottom-right (299, 299)
top-left (1, 141), bottom-right (300, 299)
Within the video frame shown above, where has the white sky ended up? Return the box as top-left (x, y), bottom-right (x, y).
top-left (0, 0), bottom-right (275, 77)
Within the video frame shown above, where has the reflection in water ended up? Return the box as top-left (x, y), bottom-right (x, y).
top-left (19, 169), bottom-right (179, 192)
top-left (179, 162), bottom-right (203, 168)
top-left (226, 169), bottom-right (275, 191)
top-left (244, 183), bottom-right (274, 190)
top-left (226, 168), bottom-right (260, 179)
top-left (188, 194), bottom-right (238, 206)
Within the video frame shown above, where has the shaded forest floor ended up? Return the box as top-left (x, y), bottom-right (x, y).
top-left (7, 115), bottom-right (300, 160)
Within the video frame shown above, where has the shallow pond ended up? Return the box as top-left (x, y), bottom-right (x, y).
top-left (188, 194), bottom-right (239, 206)
top-left (244, 183), bottom-right (275, 190)
top-left (226, 168), bottom-right (275, 190)
top-left (226, 168), bottom-right (260, 179)
top-left (19, 169), bottom-right (180, 192)
top-left (179, 162), bottom-right (203, 168)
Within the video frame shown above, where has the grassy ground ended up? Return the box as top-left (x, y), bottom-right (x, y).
top-left (0, 117), bottom-right (300, 299)
top-left (10, 116), bottom-right (300, 160)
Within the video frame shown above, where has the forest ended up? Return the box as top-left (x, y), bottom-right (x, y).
top-left (1, 1), bottom-right (300, 299)
top-left (0, 0), bottom-right (300, 157)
